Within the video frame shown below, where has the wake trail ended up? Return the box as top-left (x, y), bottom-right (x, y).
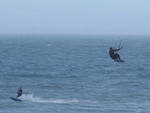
top-left (20, 94), bottom-right (79, 104)
top-left (19, 94), bottom-right (98, 106)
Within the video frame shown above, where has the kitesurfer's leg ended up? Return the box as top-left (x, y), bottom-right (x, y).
top-left (114, 53), bottom-right (122, 61)
top-left (116, 54), bottom-right (121, 60)
top-left (16, 90), bottom-right (22, 98)
top-left (113, 54), bottom-right (119, 59)
top-left (16, 93), bottom-right (21, 98)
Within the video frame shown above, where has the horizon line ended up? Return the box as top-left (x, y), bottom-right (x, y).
top-left (0, 34), bottom-right (150, 36)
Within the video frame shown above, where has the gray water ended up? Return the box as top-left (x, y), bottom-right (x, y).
top-left (0, 35), bottom-right (150, 113)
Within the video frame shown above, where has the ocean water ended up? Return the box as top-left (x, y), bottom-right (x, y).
top-left (0, 35), bottom-right (150, 113)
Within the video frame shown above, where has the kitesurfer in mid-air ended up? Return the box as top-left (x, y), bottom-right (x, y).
top-left (16, 87), bottom-right (23, 98)
top-left (109, 47), bottom-right (123, 62)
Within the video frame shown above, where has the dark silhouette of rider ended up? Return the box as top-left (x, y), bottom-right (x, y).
top-left (109, 47), bottom-right (123, 62)
top-left (16, 87), bottom-right (23, 98)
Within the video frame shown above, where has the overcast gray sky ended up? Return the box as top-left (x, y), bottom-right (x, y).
top-left (0, 0), bottom-right (150, 35)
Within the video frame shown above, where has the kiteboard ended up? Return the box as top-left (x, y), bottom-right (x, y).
top-left (10, 97), bottom-right (22, 101)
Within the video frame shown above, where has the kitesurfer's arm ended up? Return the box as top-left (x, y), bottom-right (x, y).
top-left (113, 47), bottom-right (122, 52)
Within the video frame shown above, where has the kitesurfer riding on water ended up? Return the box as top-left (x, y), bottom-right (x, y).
top-left (16, 87), bottom-right (22, 98)
top-left (109, 47), bottom-right (123, 62)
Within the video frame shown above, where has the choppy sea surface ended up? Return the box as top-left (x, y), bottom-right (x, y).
top-left (0, 35), bottom-right (150, 113)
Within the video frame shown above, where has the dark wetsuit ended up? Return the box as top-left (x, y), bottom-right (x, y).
top-left (17, 88), bottom-right (22, 98)
top-left (109, 48), bottom-right (121, 61)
